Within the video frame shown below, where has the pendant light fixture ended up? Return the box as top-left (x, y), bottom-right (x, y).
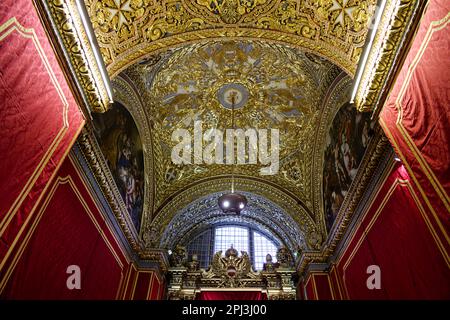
top-left (218, 93), bottom-right (248, 214)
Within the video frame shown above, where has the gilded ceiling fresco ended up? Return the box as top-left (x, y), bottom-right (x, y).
top-left (124, 40), bottom-right (342, 215)
top-left (75, 0), bottom-right (384, 256)
top-left (85, 0), bottom-right (377, 77)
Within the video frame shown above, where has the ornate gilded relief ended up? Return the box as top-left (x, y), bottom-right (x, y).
top-left (353, 0), bottom-right (423, 112)
top-left (37, 0), bottom-right (112, 112)
top-left (167, 246), bottom-right (296, 299)
top-left (85, 0), bottom-right (377, 77)
top-left (188, 0), bottom-right (280, 24)
top-left (200, 246), bottom-right (258, 289)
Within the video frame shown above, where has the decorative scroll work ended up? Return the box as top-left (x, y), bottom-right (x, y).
top-left (203, 247), bottom-right (256, 288)
top-left (167, 246), bottom-right (296, 299)
top-left (85, 0), bottom-right (378, 77)
top-left (353, 0), bottom-right (425, 112)
top-left (37, 0), bottom-right (112, 112)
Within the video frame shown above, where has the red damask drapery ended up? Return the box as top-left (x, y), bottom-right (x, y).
top-left (0, 0), bottom-right (85, 286)
top-left (379, 0), bottom-right (450, 231)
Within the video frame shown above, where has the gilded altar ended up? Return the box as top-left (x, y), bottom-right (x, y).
top-left (167, 246), bottom-right (297, 300)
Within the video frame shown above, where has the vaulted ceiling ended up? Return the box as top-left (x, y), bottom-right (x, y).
top-left (79, 0), bottom-right (383, 252)
top-left (128, 41), bottom-right (341, 210)
top-left (109, 37), bottom-right (357, 249)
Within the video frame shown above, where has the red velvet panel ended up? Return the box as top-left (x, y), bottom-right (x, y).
top-left (122, 264), bottom-right (138, 300)
top-left (1, 156), bottom-right (127, 299)
top-left (0, 0), bottom-right (85, 273)
top-left (339, 163), bottom-right (450, 299)
top-left (197, 291), bottom-right (267, 300)
top-left (329, 267), bottom-right (343, 300)
top-left (150, 274), bottom-right (162, 300)
top-left (119, 267), bottom-right (164, 300)
top-left (304, 276), bottom-right (316, 300)
top-left (313, 274), bottom-right (333, 300)
top-left (380, 0), bottom-right (449, 232)
top-left (133, 272), bottom-right (152, 300)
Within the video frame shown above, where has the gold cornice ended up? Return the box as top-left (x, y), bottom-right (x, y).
top-left (354, 0), bottom-right (427, 112)
top-left (138, 250), bottom-right (170, 272)
top-left (105, 31), bottom-right (355, 79)
top-left (76, 126), bottom-right (140, 249)
top-left (296, 126), bottom-right (390, 274)
top-left (110, 76), bottom-right (155, 235)
top-left (153, 174), bottom-right (313, 221)
top-left (37, 0), bottom-right (111, 113)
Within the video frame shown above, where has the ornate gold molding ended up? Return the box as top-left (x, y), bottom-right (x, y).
top-left (75, 125), bottom-right (170, 271)
top-left (311, 72), bottom-right (353, 236)
top-left (296, 126), bottom-right (390, 274)
top-left (76, 126), bottom-right (140, 248)
top-left (167, 246), bottom-right (296, 299)
top-left (85, 0), bottom-right (378, 78)
top-left (138, 250), bottom-right (170, 272)
top-left (111, 75), bottom-right (154, 235)
top-left (37, 0), bottom-right (111, 112)
top-left (354, 0), bottom-right (426, 112)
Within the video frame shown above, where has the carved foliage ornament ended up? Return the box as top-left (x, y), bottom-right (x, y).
top-left (38, 0), bottom-right (111, 112)
top-left (85, 0), bottom-right (377, 77)
top-left (353, 0), bottom-right (423, 112)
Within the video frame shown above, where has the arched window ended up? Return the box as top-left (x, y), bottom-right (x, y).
top-left (185, 225), bottom-right (280, 270)
top-left (214, 226), bottom-right (249, 256)
top-left (253, 230), bottom-right (279, 270)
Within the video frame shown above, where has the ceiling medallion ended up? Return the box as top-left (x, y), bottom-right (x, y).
top-left (217, 83), bottom-right (249, 110)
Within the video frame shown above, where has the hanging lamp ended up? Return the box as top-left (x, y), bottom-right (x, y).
top-left (218, 93), bottom-right (248, 214)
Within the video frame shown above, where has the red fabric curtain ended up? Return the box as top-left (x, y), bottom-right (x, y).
top-left (197, 291), bottom-right (267, 300)
top-left (379, 0), bottom-right (450, 230)
top-left (0, 0), bottom-right (85, 267)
